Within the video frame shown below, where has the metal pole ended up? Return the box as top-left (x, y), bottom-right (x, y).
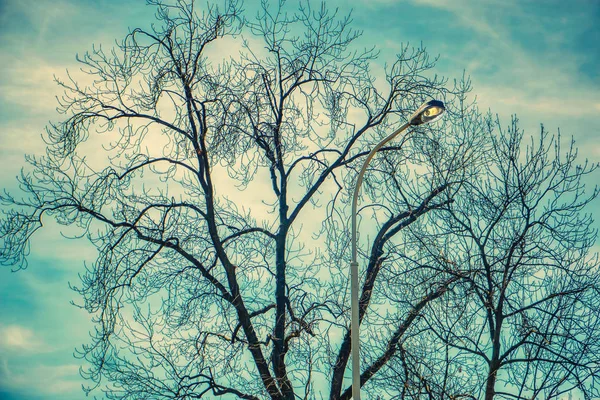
top-left (350, 122), bottom-right (411, 399)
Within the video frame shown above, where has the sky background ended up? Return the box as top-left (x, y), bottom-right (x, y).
top-left (0, 0), bottom-right (599, 399)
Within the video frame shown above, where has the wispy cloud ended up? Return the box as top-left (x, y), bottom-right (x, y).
top-left (0, 58), bottom-right (66, 113)
top-left (412, 0), bottom-right (504, 39)
top-left (394, 0), bottom-right (599, 151)
top-left (0, 358), bottom-right (81, 397)
top-left (0, 325), bottom-right (47, 353)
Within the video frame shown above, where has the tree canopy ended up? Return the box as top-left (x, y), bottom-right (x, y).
top-left (1, 1), bottom-right (599, 399)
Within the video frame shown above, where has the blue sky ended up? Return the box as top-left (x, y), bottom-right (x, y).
top-left (0, 0), bottom-right (598, 399)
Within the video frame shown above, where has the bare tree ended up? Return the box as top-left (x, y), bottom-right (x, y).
top-left (0, 1), bottom-right (473, 398)
top-left (398, 117), bottom-right (600, 399)
top-left (1, 0), bottom-right (597, 399)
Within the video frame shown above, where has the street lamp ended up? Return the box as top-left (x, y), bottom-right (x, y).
top-left (350, 100), bottom-right (445, 400)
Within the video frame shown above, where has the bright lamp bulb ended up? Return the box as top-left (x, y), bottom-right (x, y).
top-left (424, 106), bottom-right (443, 118)
top-left (409, 100), bottom-right (445, 125)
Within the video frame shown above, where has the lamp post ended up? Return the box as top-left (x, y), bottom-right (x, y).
top-left (350, 100), bottom-right (445, 400)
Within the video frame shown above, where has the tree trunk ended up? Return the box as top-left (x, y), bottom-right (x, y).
top-left (485, 360), bottom-right (500, 400)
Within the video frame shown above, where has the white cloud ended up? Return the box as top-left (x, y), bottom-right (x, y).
top-left (0, 58), bottom-right (65, 112)
top-left (397, 0), bottom-right (598, 148)
top-left (0, 325), bottom-right (47, 353)
top-left (474, 82), bottom-right (599, 118)
top-left (0, 358), bottom-right (82, 396)
top-left (412, 0), bottom-right (504, 39)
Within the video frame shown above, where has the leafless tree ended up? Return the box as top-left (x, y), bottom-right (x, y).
top-left (397, 118), bottom-right (600, 399)
top-left (1, 0), bottom-right (598, 399)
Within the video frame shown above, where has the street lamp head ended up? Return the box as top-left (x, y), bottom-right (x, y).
top-left (408, 99), bottom-right (445, 126)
